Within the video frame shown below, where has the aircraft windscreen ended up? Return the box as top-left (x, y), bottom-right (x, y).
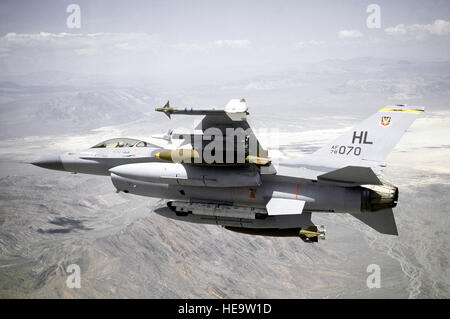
top-left (91, 138), bottom-right (141, 148)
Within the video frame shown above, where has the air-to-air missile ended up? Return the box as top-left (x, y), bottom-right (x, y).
top-left (155, 100), bottom-right (249, 120)
top-left (32, 99), bottom-right (424, 242)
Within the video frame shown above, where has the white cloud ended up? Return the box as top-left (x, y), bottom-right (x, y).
top-left (294, 40), bottom-right (326, 49)
top-left (385, 19), bottom-right (450, 39)
top-left (384, 24), bottom-right (408, 36)
top-left (338, 30), bottom-right (363, 39)
top-left (0, 32), bottom-right (153, 57)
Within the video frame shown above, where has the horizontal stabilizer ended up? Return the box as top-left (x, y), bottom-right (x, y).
top-left (351, 209), bottom-right (398, 235)
top-left (318, 166), bottom-right (382, 186)
top-left (266, 198), bottom-right (305, 215)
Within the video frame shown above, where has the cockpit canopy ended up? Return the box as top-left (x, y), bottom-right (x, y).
top-left (91, 138), bottom-right (150, 148)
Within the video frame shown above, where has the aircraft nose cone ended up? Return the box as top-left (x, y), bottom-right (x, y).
top-left (31, 154), bottom-right (65, 171)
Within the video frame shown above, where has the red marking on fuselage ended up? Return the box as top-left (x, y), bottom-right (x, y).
top-left (296, 184), bottom-right (300, 200)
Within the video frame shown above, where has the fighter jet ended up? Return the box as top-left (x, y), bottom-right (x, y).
top-left (32, 99), bottom-right (424, 242)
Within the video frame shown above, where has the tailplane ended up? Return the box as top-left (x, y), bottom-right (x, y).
top-left (351, 209), bottom-right (398, 235)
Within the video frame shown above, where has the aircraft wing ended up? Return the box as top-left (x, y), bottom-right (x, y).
top-left (156, 99), bottom-right (269, 164)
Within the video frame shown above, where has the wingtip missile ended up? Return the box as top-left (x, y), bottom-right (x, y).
top-left (154, 99), bottom-right (249, 120)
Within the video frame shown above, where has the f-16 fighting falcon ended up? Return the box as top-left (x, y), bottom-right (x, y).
top-left (32, 99), bottom-right (424, 242)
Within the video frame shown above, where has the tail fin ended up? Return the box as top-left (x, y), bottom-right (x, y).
top-left (313, 105), bottom-right (424, 165)
top-left (351, 209), bottom-right (398, 235)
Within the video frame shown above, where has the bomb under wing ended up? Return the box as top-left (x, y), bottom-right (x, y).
top-left (32, 100), bottom-right (424, 241)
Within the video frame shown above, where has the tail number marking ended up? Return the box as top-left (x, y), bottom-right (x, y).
top-left (330, 145), bottom-right (361, 156)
